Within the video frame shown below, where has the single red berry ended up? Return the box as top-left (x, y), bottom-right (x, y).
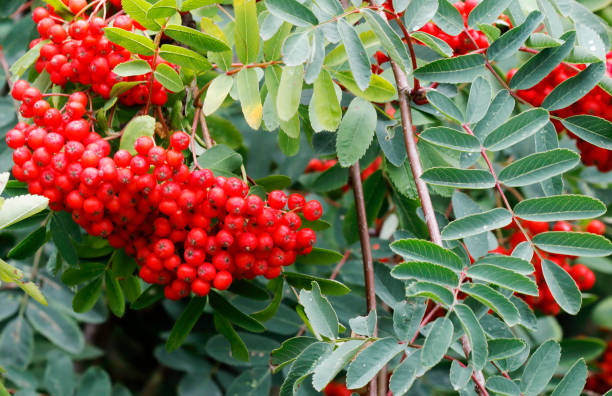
top-left (268, 190), bottom-right (287, 209)
top-left (586, 220), bottom-right (606, 235)
top-left (213, 271), bottom-right (232, 290)
top-left (303, 200), bottom-right (323, 221)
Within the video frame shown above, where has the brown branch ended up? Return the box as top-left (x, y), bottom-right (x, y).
top-left (199, 109), bottom-right (214, 148)
top-left (0, 46), bottom-right (13, 90)
top-left (330, 250), bottom-right (351, 280)
top-left (349, 163), bottom-right (377, 396)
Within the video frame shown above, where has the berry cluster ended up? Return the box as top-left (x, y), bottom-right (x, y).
top-left (30, 4), bottom-right (172, 106)
top-left (586, 340), bottom-right (612, 393)
top-left (494, 220), bottom-right (602, 315)
top-left (507, 54), bottom-right (612, 172)
top-left (8, 82), bottom-right (323, 300)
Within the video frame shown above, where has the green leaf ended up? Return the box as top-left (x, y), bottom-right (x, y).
top-left (265, 0), bottom-right (318, 26)
top-left (468, 0), bottom-right (512, 26)
top-left (421, 317), bottom-right (453, 369)
top-left (0, 195), bottom-right (48, 230)
top-left (234, 0), bottom-right (259, 63)
top-left (514, 195), bottom-right (606, 221)
top-left (226, 367), bottom-right (270, 396)
top-left (44, 351), bottom-right (75, 396)
top-left (76, 367), bottom-right (111, 396)
top-left (454, 304), bottom-right (488, 370)
top-left (26, 303), bottom-right (84, 354)
top-left (72, 277), bottom-right (103, 313)
top-left (521, 340), bottom-right (561, 396)
top-left (498, 148), bottom-right (579, 187)
top-left (561, 115), bottom-right (612, 150)
top-left (251, 278), bottom-right (283, 322)
top-left (450, 360), bottom-right (472, 391)
top-left (488, 338), bottom-right (527, 360)
top-left (510, 31), bottom-right (576, 89)
top-left (407, 281), bottom-right (454, 306)
top-left (389, 349), bottom-right (421, 395)
top-left (203, 74), bottom-right (233, 116)
top-left (166, 297), bottom-right (207, 352)
top-left (147, 0), bottom-right (176, 19)
top-left (541, 259), bottom-right (582, 314)
top-left (533, 231), bottom-right (612, 257)
top-left (159, 44), bottom-right (211, 71)
top-left (0, 317), bottom-right (33, 370)
top-left (525, 32), bottom-right (563, 48)
top-left (542, 62), bottom-right (606, 110)
top-left (8, 227), bottom-right (46, 259)
top-left (312, 340), bottom-right (365, 391)
top-left (460, 283), bottom-right (519, 326)
top-left (441, 208), bottom-right (512, 240)
top-left (8, 40), bottom-right (44, 81)
top-left (475, 255), bottom-right (534, 274)
top-left (390, 238), bottom-right (464, 271)
top-left (337, 19), bottom-right (371, 91)
top-left (283, 272), bottom-right (350, 296)
top-left (277, 65), bottom-right (303, 122)
top-left (329, 70), bottom-right (396, 102)
top-left (393, 298), bottom-right (427, 341)
top-left (411, 31), bottom-right (453, 57)
top-left (336, 97), bottom-right (377, 167)
top-left (488, 11), bottom-right (544, 61)
top-left (164, 24), bottom-right (230, 53)
top-left (154, 63), bottom-right (184, 92)
top-left (421, 167), bottom-right (496, 189)
top-left (213, 312), bottom-right (249, 362)
top-left (483, 108), bottom-right (549, 151)
top-left (362, 9), bottom-right (411, 72)
top-left (105, 271), bottom-right (125, 318)
top-left (236, 68), bottom-right (262, 130)
top-left (110, 80), bottom-right (144, 98)
top-left (473, 90), bottom-right (515, 141)
top-left (486, 376), bottom-right (520, 396)
top-left (433, 0), bottom-right (464, 35)
top-left (112, 60), bottom-right (151, 77)
top-left (325, 30), bottom-right (380, 67)
top-left (121, 0), bottom-right (161, 31)
top-left (403, 0), bottom-right (439, 31)
top-left (346, 338), bottom-right (405, 389)
top-left (282, 32), bottom-right (309, 66)
top-left (104, 27), bottom-right (155, 56)
top-left (414, 54), bottom-right (485, 83)
top-left (271, 337), bottom-right (317, 371)
top-left (391, 262), bottom-right (459, 286)
top-left (119, 115), bottom-right (155, 154)
top-left (593, 296), bottom-right (612, 329)
top-left (280, 342), bottom-right (332, 396)
top-left (295, 248), bottom-right (343, 266)
top-left (467, 264), bottom-right (538, 295)
top-left (299, 282), bottom-right (339, 340)
top-left (466, 76), bottom-right (492, 124)
top-left (419, 127), bottom-right (481, 152)
top-left (551, 358), bottom-right (587, 396)
top-left (426, 91), bottom-right (464, 123)
top-left (209, 290), bottom-right (265, 332)
top-left (310, 70), bottom-right (342, 131)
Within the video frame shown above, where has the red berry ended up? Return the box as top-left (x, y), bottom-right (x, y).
top-left (303, 200), bottom-right (323, 221)
top-left (268, 190), bottom-right (287, 209)
top-left (586, 220), bottom-right (606, 235)
top-left (213, 271), bottom-right (232, 290)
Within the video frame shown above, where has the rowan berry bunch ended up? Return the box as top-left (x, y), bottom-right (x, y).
top-left (586, 339), bottom-right (612, 393)
top-left (30, 3), bottom-right (173, 106)
top-left (492, 219), bottom-right (602, 315)
top-left (8, 81), bottom-right (323, 301)
top-left (507, 54), bottom-right (612, 172)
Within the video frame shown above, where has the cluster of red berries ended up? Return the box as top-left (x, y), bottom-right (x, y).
top-left (30, 4), bottom-right (172, 106)
top-left (492, 219), bottom-right (603, 315)
top-left (507, 54), bottom-right (612, 172)
top-left (586, 340), bottom-right (612, 393)
top-left (8, 83), bottom-right (323, 300)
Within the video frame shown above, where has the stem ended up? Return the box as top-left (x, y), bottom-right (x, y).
top-left (17, 246), bottom-right (44, 318)
top-left (191, 107), bottom-right (203, 169)
top-left (199, 109), bottom-right (214, 148)
top-left (330, 250), bottom-right (351, 280)
top-left (349, 163), bottom-right (377, 396)
top-left (144, 22), bottom-right (167, 115)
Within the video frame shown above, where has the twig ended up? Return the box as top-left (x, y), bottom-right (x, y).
top-left (349, 163), bottom-right (378, 396)
top-left (199, 109), bottom-right (214, 148)
top-left (191, 107), bottom-right (203, 169)
top-left (330, 250), bottom-right (351, 280)
top-left (217, 4), bottom-right (235, 21)
top-left (144, 21), bottom-right (167, 115)
top-left (155, 105), bottom-right (169, 134)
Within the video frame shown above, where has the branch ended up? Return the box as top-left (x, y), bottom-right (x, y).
top-left (349, 163), bottom-right (378, 396)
